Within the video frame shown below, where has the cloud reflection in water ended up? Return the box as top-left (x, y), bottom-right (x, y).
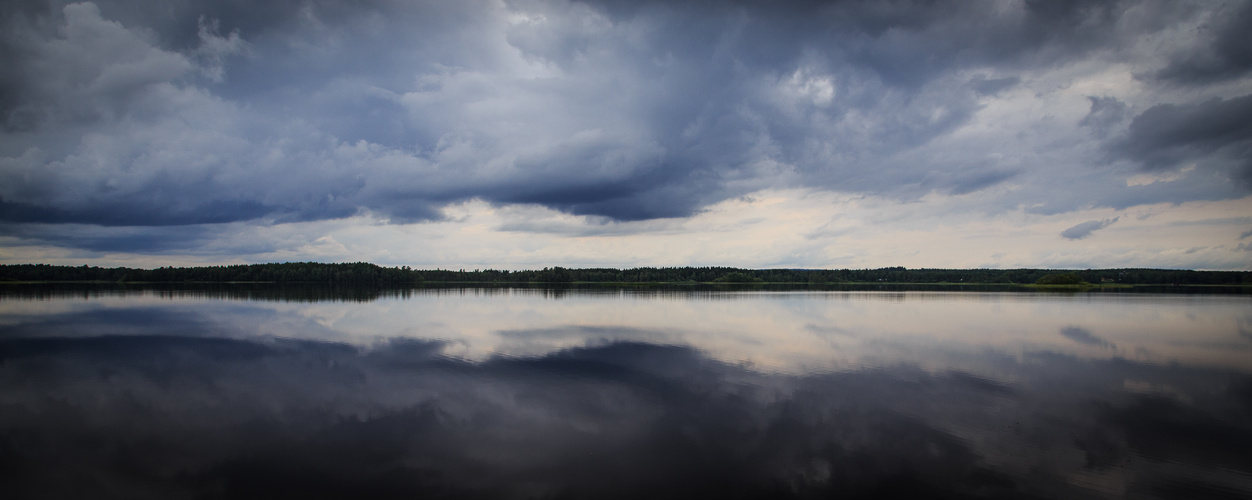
top-left (0, 288), bottom-right (1250, 498)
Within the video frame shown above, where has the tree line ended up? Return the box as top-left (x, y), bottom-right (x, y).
top-left (1, 263), bottom-right (1249, 285)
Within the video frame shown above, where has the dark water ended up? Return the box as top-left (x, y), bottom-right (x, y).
top-left (1, 286), bottom-right (1250, 499)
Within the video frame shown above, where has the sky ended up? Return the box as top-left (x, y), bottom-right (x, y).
top-left (1, 0), bottom-right (1250, 270)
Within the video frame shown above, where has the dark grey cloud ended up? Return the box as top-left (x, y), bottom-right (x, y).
top-left (1153, 0), bottom-right (1252, 85)
top-left (0, 221), bottom-right (280, 254)
top-left (1113, 94), bottom-right (1252, 186)
top-left (0, 0), bottom-right (1248, 252)
top-left (1061, 217), bottom-right (1118, 239)
top-left (1079, 95), bottom-right (1128, 136)
top-left (970, 76), bottom-right (1020, 96)
top-left (934, 167), bottom-right (1020, 196)
top-left (0, 198), bottom-right (275, 226)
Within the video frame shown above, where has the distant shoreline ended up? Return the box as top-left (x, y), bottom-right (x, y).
top-left (0, 281), bottom-right (1217, 289)
top-left (2, 262), bottom-right (1249, 287)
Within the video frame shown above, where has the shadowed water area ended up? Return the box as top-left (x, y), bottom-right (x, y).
top-left (1, 285), bottom-right (1250, 499)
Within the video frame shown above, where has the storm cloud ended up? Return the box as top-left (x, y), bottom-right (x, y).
top-left (1114, 94), bottom-right (1252, 186)
top-left (1, 0), bottom-right (1250, 262)
top-left (1152, 0), bottom-right (1252, 85)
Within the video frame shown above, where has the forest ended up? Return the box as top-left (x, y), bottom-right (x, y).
top-left (1, 262), bottom-right (1249, 286)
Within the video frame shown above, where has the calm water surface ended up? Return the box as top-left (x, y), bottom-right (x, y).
top-left (1, 286), bottom-right (1250, 499)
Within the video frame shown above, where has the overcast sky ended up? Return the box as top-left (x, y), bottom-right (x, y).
top-left (1, 0), bottom-right (1250, 270)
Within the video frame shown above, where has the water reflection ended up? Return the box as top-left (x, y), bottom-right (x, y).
top-left (1, 287), bottom-right (1250, 498)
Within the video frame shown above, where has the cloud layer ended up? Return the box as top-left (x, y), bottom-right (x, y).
top-left (1, 0), bottom-right (1251, 266)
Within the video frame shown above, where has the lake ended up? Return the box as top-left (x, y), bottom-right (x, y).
top-left (1, 285), bottom-right (1250, 499)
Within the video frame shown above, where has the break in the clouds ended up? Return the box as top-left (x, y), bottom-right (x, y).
top-left (1, 0), bottom-right (1251, 268)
